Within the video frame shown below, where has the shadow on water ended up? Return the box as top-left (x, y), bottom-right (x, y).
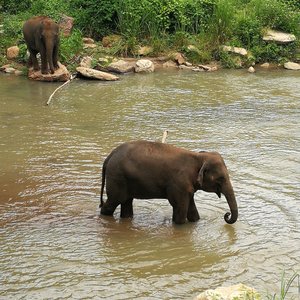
top-left (0, 69), bottom-right (299, 299)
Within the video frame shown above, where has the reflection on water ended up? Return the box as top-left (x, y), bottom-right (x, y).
top-left (0, 69), bottom-right (299, 299)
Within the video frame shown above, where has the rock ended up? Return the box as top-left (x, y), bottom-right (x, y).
top-left (263, 29), bottom-right (296, 44)
top-left (28, 62), bottom-right (70, 82)
top-left (195, 284), bottom-right (261, 300)
top-left (107, 59), bottom-right (135, 74)
top-left (98, 57), bottom-right (110, 65)
top-left (83, 37), bottom-right (95, 44)
top-left (284, 61), bottom-right (300, 70)
top-left (135, 59), bottom-right (155, 73)
top-left (6, 46), bottom-right (19, 59)
top-left (80, 56), bottom-right (93, 68)
top-left (83, 43), bottom-right (97, 49)
top-left (59, 15), bottom-right (74, 37)
top-left (102, 35), bottom-right (122, 47)
top-left (76, 67), bottom-right (119, 81)
top-left (222, 45), bottom-right (248, 56)
top-left (14, 70), bottom-right (23, 76)
top-left (174, 52), bottom-right (186, 65)
top-left (4, 67), bottom-right (16, 74)
top-left (248, 66), bottom-right (255, 73)
top-left (163, 60), bottom-right (178, 68)
top-left (0, 64), bottom-right (11, 71)
top-left (138, 46), bottom-right (153, 56)
top-left (260, 62), bottom-right (270, 68)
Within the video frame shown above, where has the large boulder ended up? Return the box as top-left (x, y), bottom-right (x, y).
top-left (28, 62), bottom-right (70, 82)
top-left (59, 15), bottom-right (74, 37)
top-left (222, 45), bottom-right (248, 56)
top-left (284, 61), bottom-right (300, 70)
top-left (263, 29), bottom-right (296, 44)
top-left (135, 59), bottom-right (155, 73)
top-left (107, 59), bottom-right (135, 74)
top-left (6, 46), bottom-right (19, 59)
top-left (76, 67), bottom-right (119, 81)
top-left (195, 284), bottom-right (261, 300)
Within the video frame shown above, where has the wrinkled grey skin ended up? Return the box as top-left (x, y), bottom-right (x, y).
top-left (100, 140), bottom-right (238, 225)
top-left (23, 16), bottom-right (59, 74)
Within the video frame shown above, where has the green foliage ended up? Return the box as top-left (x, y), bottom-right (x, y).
top-left (252, 42), bottom-right (296, 63)
top-left (29, 0), bottom-right (70, 21)
top-left (69, 0), bottom-right (117, 38)
top-left (0, 0), bottom-right (299, 67)
top-left (59, 29), bottom-right (83, 67)
top-left (208, 0), bottom-right (236, 44)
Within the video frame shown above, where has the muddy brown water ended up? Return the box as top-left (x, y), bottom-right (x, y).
top-left (0, 69), bottom-right (299, 299)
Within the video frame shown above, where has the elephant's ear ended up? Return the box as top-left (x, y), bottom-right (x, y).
top-left (197, 162), bottom-right (207, 188)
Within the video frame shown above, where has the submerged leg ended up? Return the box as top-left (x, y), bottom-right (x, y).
top-left (120, 198), bottom-right (134, 218)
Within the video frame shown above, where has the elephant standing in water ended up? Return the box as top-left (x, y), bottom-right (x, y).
top-left (100, 140), bottom-right (238, 225)
top-left (23, 16), bottom-right (60, 74)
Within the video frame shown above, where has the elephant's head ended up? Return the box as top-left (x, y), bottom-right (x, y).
top-left (39, 19), bottom-right (59, 73)
top-left (197, 152), bottom-right (238, 224)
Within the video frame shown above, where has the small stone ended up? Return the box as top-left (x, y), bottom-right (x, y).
top-left (163, 60), bottom-right (178, 68)
top-left (222, 45), bottom-right (248, 56)
top-left (83, 43), bottom-right (97, 49)
top-left (6, 46), bottom-right (20, 59)
top-left (260, 62), bottom-right (270, 68)
top-left (138, 46), bottom-right (153, 56)
top-left (174, 52), bottom-right (186, 65)
top-left (4, 67), bottom-right (16, 74)
top-left (83, 37), bottom-right (95, 44)
top-left (248, 66), bottom-right (255, 73)
top-left (135, 59), bottom-right (155, 73)
top-left (80, 56), bottom-right (93, 68)
top-left (284, 61), bottom-right (300, 70)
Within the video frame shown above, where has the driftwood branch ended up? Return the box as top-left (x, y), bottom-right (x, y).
top-left (161, 130), bottom-right (168, 143)
top-left (46, 74), bottom-right (76, 106)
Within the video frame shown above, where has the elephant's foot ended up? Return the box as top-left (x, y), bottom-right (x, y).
top-left (100, 204), bottom-right (117, 216)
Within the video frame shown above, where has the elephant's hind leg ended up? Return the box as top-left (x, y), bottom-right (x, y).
top-left (120, 198), bottom-right (133, 218)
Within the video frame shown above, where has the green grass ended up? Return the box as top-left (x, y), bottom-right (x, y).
top-left (267, 272), bottom-right (300, 300)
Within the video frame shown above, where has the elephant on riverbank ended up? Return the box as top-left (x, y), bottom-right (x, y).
top-left (23, 16), bottom-right (59, 74)
top-left (100, 140), bottom-right (238, 225)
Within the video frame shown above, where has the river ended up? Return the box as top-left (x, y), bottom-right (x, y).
top-left (0, 69), bottom-right (299, 299)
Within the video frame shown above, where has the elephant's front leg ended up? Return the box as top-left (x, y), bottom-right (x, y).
top-left (40, 48), bottom-right (49, 74)
top-left (169, 193), bottom-right (189, 224)
top-left (187, 197), bottom-right (200, 222)
top-left (120, 198), bottom-right (133, 218)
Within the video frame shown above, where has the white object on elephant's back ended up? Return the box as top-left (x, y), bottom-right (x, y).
top-left (161, 130), bottom-right (168, 143)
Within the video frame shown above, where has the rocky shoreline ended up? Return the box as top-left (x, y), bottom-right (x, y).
top-left (1, 26), bottom-right (300, 82)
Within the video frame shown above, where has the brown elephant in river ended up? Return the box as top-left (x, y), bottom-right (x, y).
top-left (23, 16), bottom-right (59, 74)
top-left (100, 140), bottom-right (238, 225)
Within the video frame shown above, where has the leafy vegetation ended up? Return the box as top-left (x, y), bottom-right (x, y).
top-left (0, 0), bottom-right (299, 68)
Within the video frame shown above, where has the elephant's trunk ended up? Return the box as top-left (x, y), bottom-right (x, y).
top-left (223, 180), bottom-right (238, 224)
top-left (45, 39), bottom-right (55, 74)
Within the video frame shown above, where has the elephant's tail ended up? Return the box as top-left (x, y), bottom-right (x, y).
top-left (99, 151), bottom-right (114, 208)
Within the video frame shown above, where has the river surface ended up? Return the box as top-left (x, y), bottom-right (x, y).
top-left (0, 69), bottom-right (299, 299)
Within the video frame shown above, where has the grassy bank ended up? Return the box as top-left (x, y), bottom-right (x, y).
top-left (0, 0), bottom-right (300, 69)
